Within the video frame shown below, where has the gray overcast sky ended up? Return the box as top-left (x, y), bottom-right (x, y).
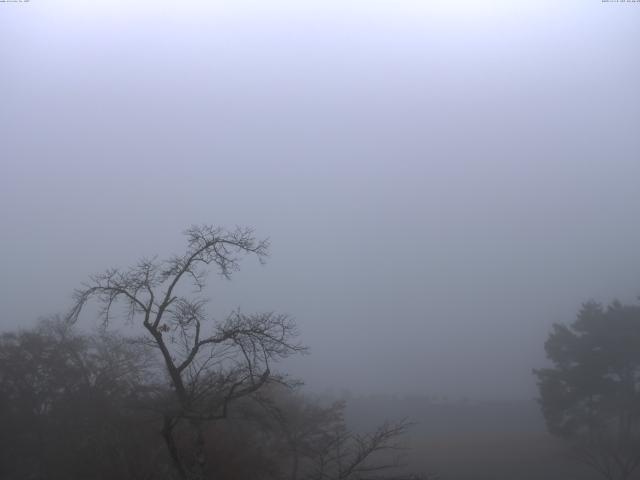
top-left (1, 0), bottom-right (639, 400)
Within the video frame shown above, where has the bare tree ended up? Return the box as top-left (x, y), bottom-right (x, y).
top-left (303, 419), bottom-right (416, 480)
top-left (67, 225), bottom-right (306, 480)
top-left (253, 388), bottom-right (433, 480)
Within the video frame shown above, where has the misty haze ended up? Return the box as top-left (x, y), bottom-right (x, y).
top-left (1, 1), bottom-right (639, 479)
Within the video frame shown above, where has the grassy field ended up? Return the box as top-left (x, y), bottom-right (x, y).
top-left (343, 396), bottom-right (603, 480)
top-left (405, 432), bottom-right (600, 480)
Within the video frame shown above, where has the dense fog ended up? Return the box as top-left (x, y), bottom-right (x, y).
top-left (2, 0), bottom-right (639, 404)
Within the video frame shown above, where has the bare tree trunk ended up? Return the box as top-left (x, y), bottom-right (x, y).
top-left (192, 420), bottom-right (207, 480)
top-left (162, 416), bottom-right (187, 480)
top-left (288, 439), bottom-right (299, 480)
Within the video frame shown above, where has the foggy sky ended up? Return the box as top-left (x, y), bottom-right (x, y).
top-left (1, 0), bottom-right (639, 400)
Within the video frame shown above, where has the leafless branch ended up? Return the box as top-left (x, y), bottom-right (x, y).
top-left (65, 225), bottom-right (301, 479)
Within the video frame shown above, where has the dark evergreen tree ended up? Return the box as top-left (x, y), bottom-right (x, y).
top-left (534, 300), bottom-right (640, 480)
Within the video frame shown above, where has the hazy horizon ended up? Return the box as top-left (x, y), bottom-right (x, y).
top-left (2, 0), bottom-right (639, 401)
